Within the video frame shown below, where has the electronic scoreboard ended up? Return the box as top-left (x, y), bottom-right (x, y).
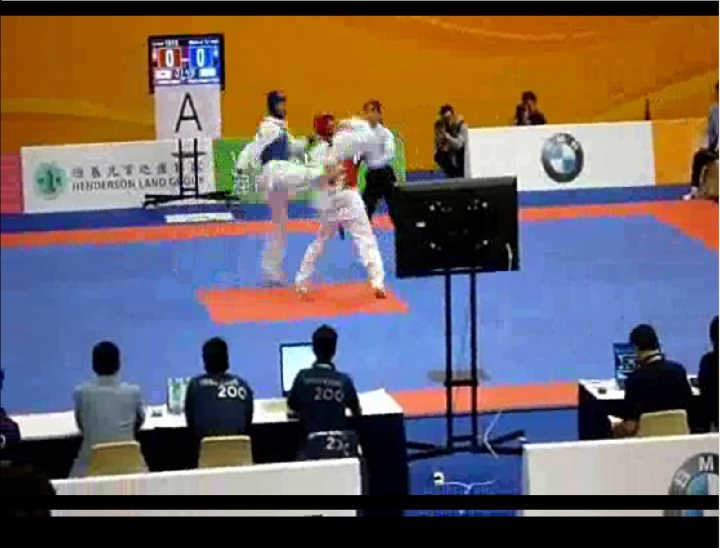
top-left (148, 34), bottom-right (225, 92)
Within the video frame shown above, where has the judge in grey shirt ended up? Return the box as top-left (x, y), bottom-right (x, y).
top-left (70, 341), bottom-right (146, 477)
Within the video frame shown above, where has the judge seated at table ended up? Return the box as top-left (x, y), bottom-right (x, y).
top-left (71, 341), bottom-right (146, 477)
top-left (697, 316), bottom-right (718, 432)
top-left (184, 338), bottom-right (254, 449)
top-left (612, 325), bottom-right (693, 438)
top-left (288, 325), bottom-right (362, 460)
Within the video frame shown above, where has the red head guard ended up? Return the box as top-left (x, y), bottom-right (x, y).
top-left (313, 113), bottom-right (336, 141)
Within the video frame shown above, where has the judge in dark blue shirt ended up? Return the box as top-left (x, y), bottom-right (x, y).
top-left (288, 325), bottom-right (362, 459)
top-left (614, 324), bottom-right (693, 438)
top-left (698, 316), bottom-right (718, 432)
top-left (184, 337), bottom-right (254, 444)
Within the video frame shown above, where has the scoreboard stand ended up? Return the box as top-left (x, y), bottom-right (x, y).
top-left (149, 34), bottom-right (224, 140)
top-left (143, 138), bottom-right (242, 210)
top-left (145, 34), bottom-right (240, 212)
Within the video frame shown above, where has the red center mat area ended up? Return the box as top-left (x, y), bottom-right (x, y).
top-left (197, 282), bottom-right (409, 324)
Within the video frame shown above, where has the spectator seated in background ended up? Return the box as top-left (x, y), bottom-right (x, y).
top-left (684, 82), bottom-right (718, 201)
top-left (434, 104), bottom-right (466, 178)
top-left (0, 368), bottom-right (21, 463)
top-left (514, 90), bottom-right (547, 126)
top-left (288, 325), bottom-right (362, 460)
top-left (698, 316), bottom-right (718, 432)
top-left (184, 337), bottom-right (254, 448)
top-left (613, 324), bottom-right (693, 438)
top-left (71, 341), bottom-right (146, 477)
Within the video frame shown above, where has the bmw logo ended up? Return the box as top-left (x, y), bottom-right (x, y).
top-left (664, 452), bottom-right (719, 517)
top-left (541, 133), bottom-right (584, 183)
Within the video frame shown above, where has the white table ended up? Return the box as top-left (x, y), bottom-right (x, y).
top-left (577, 377), bottom-right (700, 440)
top-left (579, 377), bottom-right (699, 401)
top-left (12, 389), bottom-right (403, 442)
top-left (10, 389), bottom-right (408, 510)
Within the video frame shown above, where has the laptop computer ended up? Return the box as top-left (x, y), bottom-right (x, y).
top-left (613, 343), bottom-right (637, 390)
top-left (280, 342), bottom-right (315, 396)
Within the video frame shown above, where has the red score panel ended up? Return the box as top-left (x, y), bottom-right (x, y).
top-left (157, 47), bottom-right (182, 68)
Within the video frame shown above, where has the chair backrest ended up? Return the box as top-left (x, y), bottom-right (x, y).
top-left (88, 441), bottom-right (147, 477)
top-left (198, 435), bottom-right (253, 469)
top-left (637, 410), bottom-right (690, 438)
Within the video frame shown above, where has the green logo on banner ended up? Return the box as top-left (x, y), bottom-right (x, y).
top-left (33, 162), bottom-right (68, 199)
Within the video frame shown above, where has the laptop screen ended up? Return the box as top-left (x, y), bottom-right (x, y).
top-left (613, 343), bottom-right (637, 388)
top-left (280, 343), bottom-right (315, 395)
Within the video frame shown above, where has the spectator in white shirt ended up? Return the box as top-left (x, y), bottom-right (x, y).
top-left (361, 100), bottom-right (397, 225)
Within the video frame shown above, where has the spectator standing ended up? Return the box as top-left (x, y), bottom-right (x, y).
top-left (434, 104), bottom-right (467, 178)
top-left (698, 316), bottom-right (718, 432)
top-left (514, 91), bottom-right (547, 126)
top-left (361, 100), bottom-right (397, 224)
top-left (613, 325), bottom-right (693, 438)
top-left (288, 325), bottom-right (362, 459)
top-left (684, 82), bottom-right (719, 200)
top-left (71, 341), bottom-right (146, 477)
top-left (184, 337), bottom-right (254, 443)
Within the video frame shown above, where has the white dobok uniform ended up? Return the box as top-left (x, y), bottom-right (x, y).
top-left (236, 116), bottom-right (323, 283)
top-left (295, 118), bottom-right (386, 292)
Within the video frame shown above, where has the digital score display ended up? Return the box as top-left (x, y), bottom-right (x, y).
top-left (148, 34), bottom-right (225, 92)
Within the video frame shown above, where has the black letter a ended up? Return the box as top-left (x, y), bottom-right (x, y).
top-left (175, 93), bottom-right (203, 133)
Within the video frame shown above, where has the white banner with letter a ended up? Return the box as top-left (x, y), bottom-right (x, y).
top-left (155, 84), bottom-right (222, 140)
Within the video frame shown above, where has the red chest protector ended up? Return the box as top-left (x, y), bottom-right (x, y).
top-left (340, 158), bottom-right (359, 189)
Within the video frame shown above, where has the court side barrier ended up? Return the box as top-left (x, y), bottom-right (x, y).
top-left (522, 433), bottom-right (719, 516)
top-left (14, 119), bottom-right (701, 214)
top-left (52, 457), bottom-right (361, 516)
top-left (21, 138), bottom-right (216, 214)
top-left (465, 118), bottom-right (706, 192)
top-left (465, 121), bottom-right (657, 191)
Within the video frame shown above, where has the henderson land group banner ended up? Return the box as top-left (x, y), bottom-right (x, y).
top-left (21, 138), bottom-right (216, 213)
top-left (465, 121), bottom-right (656, 191)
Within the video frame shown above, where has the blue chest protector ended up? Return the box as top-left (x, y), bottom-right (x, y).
top-left (260, 132), bottom-right (289, 166)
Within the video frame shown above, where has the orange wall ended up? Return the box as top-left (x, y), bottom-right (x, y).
top-left (652, 118), bottom-right (707, 185)
top-left (1, 16), bottom-right (718, 170)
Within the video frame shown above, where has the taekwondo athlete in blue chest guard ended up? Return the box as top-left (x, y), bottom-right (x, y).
top-left (235, 91), bottom-right (332, 286)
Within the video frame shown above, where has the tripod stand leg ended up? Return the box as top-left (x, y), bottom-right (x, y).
top-left (444, 271), bottom-right (453, 450)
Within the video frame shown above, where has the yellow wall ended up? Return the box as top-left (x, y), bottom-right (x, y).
top-left (1, 16), bottom-right (717, 170)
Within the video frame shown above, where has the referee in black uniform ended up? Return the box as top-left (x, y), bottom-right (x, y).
top-left (361, 100), bottom-right (397, 225)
